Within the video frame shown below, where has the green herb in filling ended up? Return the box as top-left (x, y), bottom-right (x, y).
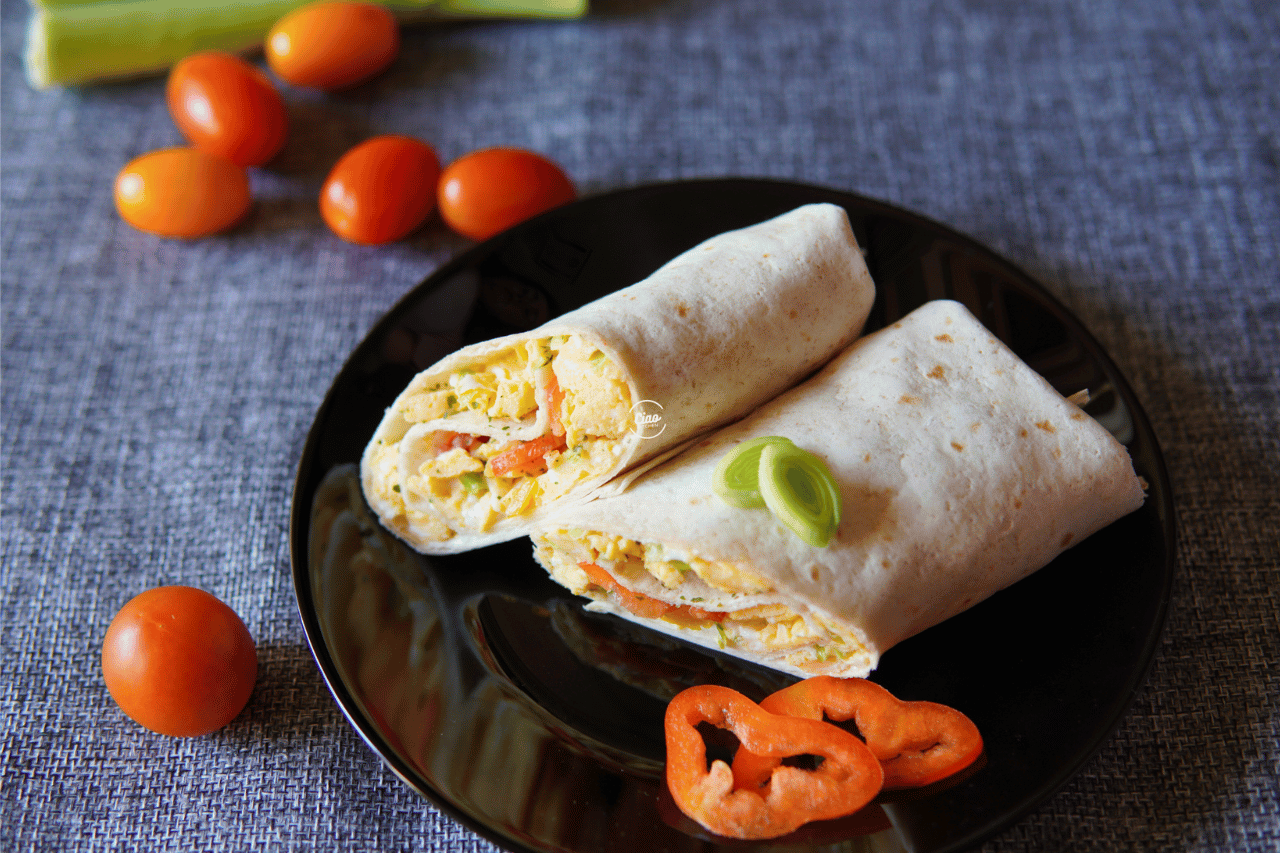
top-left (459, 472), bottom-right (488, 495)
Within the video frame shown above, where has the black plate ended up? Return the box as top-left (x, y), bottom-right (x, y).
top-left (290, 179), bottom-right (1174, 853)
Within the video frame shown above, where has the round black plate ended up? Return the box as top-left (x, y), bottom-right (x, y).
top-left (290, 179), bottom-right (1174, 853)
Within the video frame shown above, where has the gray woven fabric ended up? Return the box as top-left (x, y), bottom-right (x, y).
top-left (2, 0), bottom-right (1277, 850)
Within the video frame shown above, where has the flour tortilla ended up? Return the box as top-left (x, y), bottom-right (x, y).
top-left (530, 300), bottom-right (1147, 679)
top-left (362, 203), bottom-right (876, 554)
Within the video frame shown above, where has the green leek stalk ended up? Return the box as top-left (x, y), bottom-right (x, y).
top-left (25, 0), bottom-right (588, 89)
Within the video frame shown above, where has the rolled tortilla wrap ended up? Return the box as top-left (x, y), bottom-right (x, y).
top-left (531, 300), bottom-right (1147, 679)
top-left (362, 203), bottom-right (876, 553)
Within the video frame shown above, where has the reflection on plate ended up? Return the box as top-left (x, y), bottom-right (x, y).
top-left (290, 179), bottom-right (1174, 853)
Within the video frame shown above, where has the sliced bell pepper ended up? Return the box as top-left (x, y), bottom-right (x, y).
top-left (664, 684), bottom-right (882, 840)
top-left (732, 676), bottom-right (983, 790)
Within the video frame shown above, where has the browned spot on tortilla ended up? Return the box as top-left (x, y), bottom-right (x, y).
top-left (900, 394), bottom-right (921, 405)
top-left (1014, 499), bottom-right (1023, 509)
top-left (892, 322), bottom-right (904, 329)
top-left (789, 309), bottom-right (798, 319)
top-left (1035, 420), bottom-right (1056, 433)
top-left (1019, 428), bottom-right (1029, 438)
top-left (1071, 412), bottom-right (1088, 421)
top-left (1061, 532), bottom-right (1074, 547)
top-left (928, 365), bottom-right (946, 380)
top-left (935, 333), bottom-right (954, 343)
top-left (881, 559), bottom-right (891, 568)
top-left (810, 566), bottom-right (820, 581)
top-left (951, 441), bottom-right (965, 451)
top-left (864, 452), bottom-right (872, 463)
top-left (676, 304), bottom-right (689, 318)
top-left (971, 422), bottom-right (982, 432)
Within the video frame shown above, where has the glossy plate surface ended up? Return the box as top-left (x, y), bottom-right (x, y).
top-left (290, 179), bottom-right (1174, 853)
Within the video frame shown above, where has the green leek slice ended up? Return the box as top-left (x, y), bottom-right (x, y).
top-left (711, 436), bottom-right (794, 508)
top-left (757, 442), bottom-right (842, 547)
top-left (459, 471), bottom-right (488, 494)
top-left (24, 0), bottom-right (588, 88)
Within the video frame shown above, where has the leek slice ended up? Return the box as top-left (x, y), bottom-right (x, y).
top-left (757, 442), bottom-right (841, 547)
top-left (24, 0), bottom-right (588, 89)
top-left (711, 436), bottom-right (793, 508)
top-left (459, 471), bottom-right (488, 494)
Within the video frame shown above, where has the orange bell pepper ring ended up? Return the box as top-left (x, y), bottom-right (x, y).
top-left (732, 676), bottom-right (983, 790)
top-left (665, 684), bottom-right (883, 839)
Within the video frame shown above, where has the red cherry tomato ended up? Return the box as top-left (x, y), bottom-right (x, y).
top-left (114, 148), bottom-right (251, 238)
top-left (166, 52), bottom-right (288, 167)
top-left (437, 148), bottom-right (576, 241)
top-left (267, 1), bottom-right (399, 90)
top-left (320, 135), bottom-right (440, 244)
top-left (101, 586), bottom-right (257, 737)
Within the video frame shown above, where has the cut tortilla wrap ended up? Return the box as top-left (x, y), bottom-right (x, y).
top-left (362, 203), bottom-right (876, 553)
top-left (530, 299), bottom-right (1147, 679)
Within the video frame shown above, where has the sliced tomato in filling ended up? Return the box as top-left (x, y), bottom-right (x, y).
top-left (448, 376), bottom-right (567, 482)
top-left (544, 374), bottom-right (565, 437)
top-left (579, 562), bottom-right (728, 622)
top-left (441, 432), bottom-right (488, 454)
top-left (489, 433), bottom-right (568, 478)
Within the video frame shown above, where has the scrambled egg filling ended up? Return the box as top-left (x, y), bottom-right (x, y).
top-left (536, 530), bottom-right (869, 672)
top-left (372, 335), bottom-right (634, 537)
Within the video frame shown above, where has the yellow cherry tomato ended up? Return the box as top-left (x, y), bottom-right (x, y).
top-left (114, 148), bottom-right (251, 239)
top-left (437, 148), bottom-right (576, 241)
top-left (166, 52), bottom-right (288, 167)
top-left (320, 135), bottom-right (440, 244)
top-left (267, 2), bottom-right (399, 90)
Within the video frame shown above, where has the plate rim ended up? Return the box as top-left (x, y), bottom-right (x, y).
top-left (289, 176), bottom-right (1176, 853)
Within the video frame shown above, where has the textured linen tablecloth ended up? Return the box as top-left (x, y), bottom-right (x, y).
top-left (2, 0), bottom-right (1277, 850)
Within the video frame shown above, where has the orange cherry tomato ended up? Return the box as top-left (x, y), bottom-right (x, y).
top-left (266, 1), bottom-right (399, 90)
top-left (114, 148), bottom-right (251, 238)
top-left (438, 148), bottom-right (577, 241)
top-left (320, 135), bottom-right (440, 244)
top-left (101, 586), bottom-right (257, 737)
top-left (166, 52), bottom-right (288, 167)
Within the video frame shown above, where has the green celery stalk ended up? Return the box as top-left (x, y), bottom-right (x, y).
top-left (24, 0), bottom-right (587, 89)
top-left (431, 0), bottom-right (585, 15)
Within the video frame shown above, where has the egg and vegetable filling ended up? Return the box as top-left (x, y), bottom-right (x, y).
top-left (534, 529), bottom-right (873, 674)
top-left (365, 335), bottom-right (634, 540)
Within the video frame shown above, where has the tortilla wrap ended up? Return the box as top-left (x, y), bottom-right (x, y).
top-left (362, 203), bottom-right (876, 553)
top-left (531, 299), bottom-right (1147, 679)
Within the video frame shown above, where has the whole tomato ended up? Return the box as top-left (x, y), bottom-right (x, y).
top-left (437, 148), bottom-right (576, 241)
top-left (320, 135), bottom-right (440, 244)
top-left (267, 1), bottom-right (400, 90)
top-left (101, 586), bottom-right (257, 737)
top-left (167, 52), bottom-right (288, 167)
top-left (114, 148), bottom-right (251, 238)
